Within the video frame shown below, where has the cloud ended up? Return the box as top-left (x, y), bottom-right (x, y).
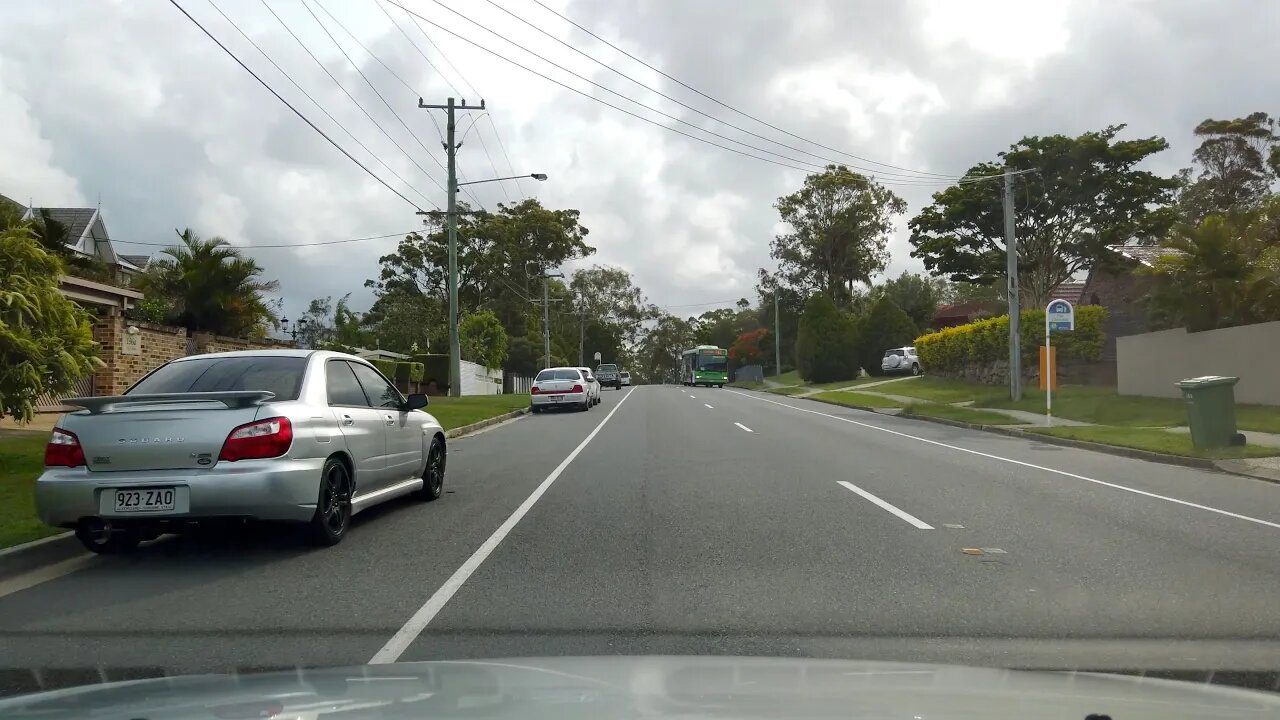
top-left (2, 0), bottom-right (1276, 321)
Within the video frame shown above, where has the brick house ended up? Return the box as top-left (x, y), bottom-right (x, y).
top-left (3, 194), bottom-right (149, 286)
top-left (1079, 245), bottom-right (1169, 361)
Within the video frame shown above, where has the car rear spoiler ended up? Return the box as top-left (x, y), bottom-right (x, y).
top-left (64, 391), bottom-right (277, 415)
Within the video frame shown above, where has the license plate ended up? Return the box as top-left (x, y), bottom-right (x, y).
top-left (112, 487), bottom-right (176, 512)
top-left (550, 395), bottom-right (562, 402)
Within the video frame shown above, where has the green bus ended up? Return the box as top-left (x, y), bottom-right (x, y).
top-left (681, 345), bottom-right (728, 387)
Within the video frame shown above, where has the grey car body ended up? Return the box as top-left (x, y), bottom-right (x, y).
top-left (36, 350), bottom-right (446, 552)
top-left (596, 363), bottom-right (622, 389)
top-left (3, 657), bottom-right (1277, 719)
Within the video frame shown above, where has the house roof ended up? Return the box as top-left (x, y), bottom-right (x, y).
top-left (40, 207), bottom-right (97, 243)
top-left (933, 300), bottom-right (1002, 319)
top-left (1047, 281), bottom-right (1085, 303)
top-left (1105, 244), bottom-right (1182, 267)
top-left (120, 254), bottom-right (151, 269)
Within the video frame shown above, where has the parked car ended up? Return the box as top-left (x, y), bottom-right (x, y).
top-left (595, 363), bottom-right (622, 389)
top-left (575, 367), bottom-right (602, 406)
top-left (35, 350), bottom-right (447, 554)
top-left (620, 371), bottom-right (631, 386)
top-left (530, 367), bottom-right (592, 413)
top-left (881, 346), bottom-right (922, 375)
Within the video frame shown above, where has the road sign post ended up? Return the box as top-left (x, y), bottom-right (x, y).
top-left (1044, 299), bottom-right (1075, 425)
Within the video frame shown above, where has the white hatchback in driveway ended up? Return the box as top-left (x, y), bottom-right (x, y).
top-left (36, 350), bottom-right (447, 553)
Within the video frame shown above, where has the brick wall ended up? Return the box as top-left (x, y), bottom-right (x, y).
top-left (1081, 264), bottom-right (1156, 361)
top-left (89, 312), bottom-right (293, 396)
top-left (91, 313), bottom-right (189, 395)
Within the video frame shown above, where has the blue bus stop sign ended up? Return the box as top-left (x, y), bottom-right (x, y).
top-left (1046, 300), bottom-right (1075, 332)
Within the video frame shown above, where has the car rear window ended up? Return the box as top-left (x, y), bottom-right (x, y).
top-left (536, 369), bottom-right (582, 381)
top-left (597, 364), bottom-right (618, 372)
top-left (127, 356), bottom-right (307, 400)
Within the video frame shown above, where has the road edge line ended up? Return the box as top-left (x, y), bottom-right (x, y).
top-left (369, 386), bottom-right (639, 664)
top-left (724, 388), bottom-right (1280, 531)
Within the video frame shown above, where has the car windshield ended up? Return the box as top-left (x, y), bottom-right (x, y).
top-left (127, 356), bottom-right (307, 400)
top-left (7, 0), bottom-right (1280, 710)
top-left (536, 369), bottom-right (581, 381)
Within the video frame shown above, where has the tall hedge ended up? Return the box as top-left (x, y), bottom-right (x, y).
top-left (796, 294), bottom-right (860, 382)
top-left (914, 305), bottom-right (1106, 372)
top-left (858, 296), bottom-right (920, 376)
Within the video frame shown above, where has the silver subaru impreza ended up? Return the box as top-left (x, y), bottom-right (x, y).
top-left (36, 350), bottom-right (446, 554)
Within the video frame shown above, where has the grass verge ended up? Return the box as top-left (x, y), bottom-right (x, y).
top-left (427, 394), bottom-right (529, 431)
top-left (1025, 425), bottom-right (1279, 459)
top-left (804, 376), bottom-right (889, 392)
top-left (768, 370), bottom-right (802, 386)
top-left (902, 403), bottom-right (1024, 425)
top-left (0, 433), bottom-right (60, 549)
top-left (765, 386), bottom-right (808, 396)
top-left (728, 380), bottom-right (764, 390)
top-left (810, 391), bottom-right (903, 409)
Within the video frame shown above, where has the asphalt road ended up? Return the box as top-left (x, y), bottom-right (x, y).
top-left (5, 384), bottom-right (1280, 695)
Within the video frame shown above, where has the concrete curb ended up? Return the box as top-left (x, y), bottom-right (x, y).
top-left (765, 391), bottom-right (1268, 479)
top-left (444, 407), bottom-right (530, 439)
top-left (0, 532), bottom-right (84, 581)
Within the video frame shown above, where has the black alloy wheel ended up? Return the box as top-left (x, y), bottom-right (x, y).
top-left (310, 457), bottom-right (352, 546)
top-left (416, 436), bottom-right (446, 501)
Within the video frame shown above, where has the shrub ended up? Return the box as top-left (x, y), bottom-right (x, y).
top-left (406, 362), bottom-right (425, 383)
top-left (729, 328), bottom-right (769, 368)
top-left (858, 296), bottom-right (920, 376)
top-left (370, 358), bottom-right (398, 379)
top-left (914, 305), bottom-right (1106, 373)
top-left (796, 294), bottom-right (859, 382)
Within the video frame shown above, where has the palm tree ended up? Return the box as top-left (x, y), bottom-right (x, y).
top-left (138, 229), bottom-right (279, 336)
top-left (1146, 202), bottom-right (1280, 331)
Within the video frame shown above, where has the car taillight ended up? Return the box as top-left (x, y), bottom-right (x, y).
top-left (218, 417), bottom-right (293, 462)
top-left (45, 428), bottom-right (86, 468)
top-left (530, 385), bottom-right (541, 394)
top-left (571, 384), bottom-right (584, 393)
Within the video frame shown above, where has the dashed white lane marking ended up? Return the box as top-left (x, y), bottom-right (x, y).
top-left (704, 403), bottom-right (714, 409)
top-left (370, 386), bottom-right (638, 664)
top-left (734, 422), bottom-right (753, 433)
top-left (726, 388), bottom-right (1280, 532)
top-left (837, 481), bottom-right (934, 530)
top-left (689, 395), bottom-right (697, 399)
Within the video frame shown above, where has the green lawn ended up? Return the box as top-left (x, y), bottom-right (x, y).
top-left (902, 403), bottom-right (1024, 425)
top-left (871, 377), bottom-right (1004, 404)
top-left (769, 370), bottom-right (803, 386)
top-left (0, 433), bottom-right (61, 549)
top-left (427, 394), bottom-right (530, 430)
top-left (1025, 425), bottom-right (1280, 459)
top-left (765, 386), bottom-right (808, 396)
top-left (810, 391), bottom-right (903, 409)
top-left (805, 376), bottom-right (883, 392)
top-left (728, 380), bottom-right (764, 390)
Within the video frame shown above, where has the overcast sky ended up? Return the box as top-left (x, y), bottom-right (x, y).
top-left (2, 0), bottom-right (1277, 319)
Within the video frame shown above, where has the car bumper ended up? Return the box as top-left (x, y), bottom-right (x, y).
top-left (531, 391), bottom-right (587, 408)
top-left (36, 456), bottom-right (327, 527)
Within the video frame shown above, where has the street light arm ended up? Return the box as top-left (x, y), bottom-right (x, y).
top-left (457, 173), bottom-right (548, 187)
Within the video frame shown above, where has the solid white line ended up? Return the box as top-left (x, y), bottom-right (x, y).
top-left (725, 389), bottom-right (1280, 531)
top-left (735, 422), bottom-right (753, 433)
top-left (704, 403), bottom-right (714, 409)
top-left (837, 481), bottom-right (934, 529)
top-left (370, 386), bottom-right (638, 664)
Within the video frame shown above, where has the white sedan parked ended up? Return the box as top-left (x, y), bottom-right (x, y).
top-left (575, 366), bottom-right (602, 406)
top-left (530, 367), bottom-right (592, 413)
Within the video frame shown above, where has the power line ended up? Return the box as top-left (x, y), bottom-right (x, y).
top-left (465, 113), bottom-right (513, 204)
top-left (401, 0), bottom-right (979, 186)
top-left (256, 0), bottom-right (449, 199)
top-left (484, 0), bottom-right (956, 182)
top-left (385, 0), bottom-right (813, 175)
top-left (483, 114), bottom-right (527, 200)
top-left (205, 0), bottom-right (439, 209)
top-left (168, 0), bottom-right (425, 210)
top-left (305, 0), bottom-right (489, 207)
top-left (111, 229), bottom-right (421, 249)
top-left (370, 0), bottom-right (522, 203)
top-left (529, 0), bottom-right (962, 180)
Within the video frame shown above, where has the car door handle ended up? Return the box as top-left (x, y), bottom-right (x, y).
top-left (384, 413), bottom-right (396, 426)
top-left (341, 414), bottom-right (355, 426)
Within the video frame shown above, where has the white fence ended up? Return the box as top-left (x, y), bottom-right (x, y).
top-left (508, 375), bottom-right (534, 394)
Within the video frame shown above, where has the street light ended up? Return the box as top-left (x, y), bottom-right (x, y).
top-left (422, 171), bottom-right (548, 397)
top-left (457, 173), bottom-right (548, 187)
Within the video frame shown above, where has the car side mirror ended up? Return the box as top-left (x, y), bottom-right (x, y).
top-left (405, 393), bottom-right (429, 410)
